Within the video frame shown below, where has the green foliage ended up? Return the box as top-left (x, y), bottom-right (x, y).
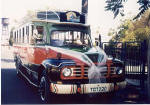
top-left (105, 0), bottom-right (150, 19)
top-left (134, 27), bottom-right (150, 42)
top-left (21, 10), bottom-right (36, 24)
top-left (134, 0), bottom-right (150, 19)
top-left (105, 0), bottom-right (126, 18)
top-left (9, 27), bottom-right (15, 46)
top-left (109, 10), bottom-right (150, 43)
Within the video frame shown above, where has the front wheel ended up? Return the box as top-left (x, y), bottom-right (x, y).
top-left (39, 71), bottom-right (51, 103)
top-left (15, 58), bottom-right (21, 76)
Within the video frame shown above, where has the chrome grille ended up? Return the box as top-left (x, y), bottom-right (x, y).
top-left (100, 66), bottom-right (116, 76)
top-left (110, 67), bottom-right (116, 75)
top-left (84, 66), bottom-right (89, 77)
top-left (73, 66), bottom-right (89, 77)
top-left (73, 66), bottom-right (81, 77)
top-left (73, 66), bottom-right (116, 77)
top-left (100, 68), bottom-right (108, 76)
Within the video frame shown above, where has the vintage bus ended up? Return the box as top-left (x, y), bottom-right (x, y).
top-left (12, 11), bottom-right (126, 102)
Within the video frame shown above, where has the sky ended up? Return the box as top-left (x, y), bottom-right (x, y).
top-left (1, 0), bottom-right (139, 42)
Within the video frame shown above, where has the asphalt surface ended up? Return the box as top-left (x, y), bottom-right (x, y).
top-left (1, 68), bottom-right (43, 104)
top-left (1, 46), bottom-right (149, 104)
top-left (1, 46), bottom-right (42, 104)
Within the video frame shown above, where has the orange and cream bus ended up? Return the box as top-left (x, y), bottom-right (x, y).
top-left (12, 11), bottom-right (126, 102)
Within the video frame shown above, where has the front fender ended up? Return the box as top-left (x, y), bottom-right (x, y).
top-left (111, 58), bottom-right (124, 67)
top-left (42, 58), bottom-right (76, 69)
top-left (41, 59), bottom-right (76, 82)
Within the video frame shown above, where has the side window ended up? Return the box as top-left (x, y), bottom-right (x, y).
top-left (17, 30), bottom-right (18, 43)
top-left (36, 26), bottom-right (44, 35)
top-left (14, 31), bottom-right (16, 43)
top-left (25, 26), bottom-right (29, 44)
top-left (19, 29), bottom-right (21, 43)
top-left (22, 27), bottom-right (25, 43)
top-left (31, 25), bottom-right (34, 36)
top-left (31, 25), bottom-right (45, 45)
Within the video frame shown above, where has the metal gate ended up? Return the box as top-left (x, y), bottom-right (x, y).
top-left (101, 40), bottom-right (148, 79)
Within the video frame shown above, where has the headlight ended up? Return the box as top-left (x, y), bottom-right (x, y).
top-left (62, 68), bottom-right (72, 77)
top-left (116, 67), bottom-right (123, 74)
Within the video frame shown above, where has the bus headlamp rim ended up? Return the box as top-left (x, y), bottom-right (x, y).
top-left (116, 67), bottom-right (123, 74)
top-left (62, 67), bottom-right (72, 77)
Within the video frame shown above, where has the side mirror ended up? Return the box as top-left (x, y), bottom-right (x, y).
top-left (95, 41), bottom-right (99, 46)
top-left (95, 37), bottom-right (99, 46)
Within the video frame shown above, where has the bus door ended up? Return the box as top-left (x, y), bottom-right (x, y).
top-left (27, 25), bottom-right (47, 84)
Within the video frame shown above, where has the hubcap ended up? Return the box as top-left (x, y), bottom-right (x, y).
top-left (16, 62), bottom-right (19, 74)
top-left (39, 77), bottom-right (46, 101)
top-left (16, 68), bottom-right (19, 74)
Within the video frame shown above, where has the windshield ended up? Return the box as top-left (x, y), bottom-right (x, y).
top-left (50, 30), bottom-right (92, 51)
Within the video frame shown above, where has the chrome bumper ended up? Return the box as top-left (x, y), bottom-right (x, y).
top-left (50, 81), bottom-right (127, 94)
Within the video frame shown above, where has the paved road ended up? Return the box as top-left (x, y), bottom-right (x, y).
top-left (1, 46), bottom-right (148, 104)
top-left (1, 46), bottom-right (43, 104)
top-left (1, 68), bottom-right (43, 104)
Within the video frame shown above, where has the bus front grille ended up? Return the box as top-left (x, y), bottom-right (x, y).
top-left (72, 65), bottom-right (116, 78)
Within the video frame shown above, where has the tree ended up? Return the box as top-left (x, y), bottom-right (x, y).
top-left (108, 10), bottom-right (150, 43)
top-left (9, 27), bottom-right (15, 46)
top-left (108, 9), bottom-right (150, 102)
top-left (105, 0), bottom-right (150, 19)
top-left (20, 10), bottom-right (36, 24)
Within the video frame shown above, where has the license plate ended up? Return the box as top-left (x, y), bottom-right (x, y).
top-left (90, 86), bottom-right (107, 92)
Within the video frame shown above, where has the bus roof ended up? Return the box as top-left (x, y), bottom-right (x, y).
top-left (31, 19), bottom-right (90, 27)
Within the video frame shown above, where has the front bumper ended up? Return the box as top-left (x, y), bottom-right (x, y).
top-left (50, 81), bottom-right (126, 94)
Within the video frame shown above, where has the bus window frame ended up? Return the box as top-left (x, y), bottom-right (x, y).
top-left (49, 30), bottom-right (92, 47)
top-left (30, 25), bottom-right (47, 46)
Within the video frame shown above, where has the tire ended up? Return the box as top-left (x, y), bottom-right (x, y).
top-left (15, 58), bottom-right (21, 77)
top-left (39, 70), bottom-right (51, 103)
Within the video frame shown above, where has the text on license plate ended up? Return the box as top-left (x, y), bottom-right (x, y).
top-left (90, 86), bottom-right (107, 92)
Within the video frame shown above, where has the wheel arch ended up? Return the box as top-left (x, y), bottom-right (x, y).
top-left (38, 64), bottom-right (47, 83)
top-left (38, 58), bottom-right (76, 83)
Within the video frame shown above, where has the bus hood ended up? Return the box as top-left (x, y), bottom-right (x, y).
top-left (50, 46), bottom-right (108, 66)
